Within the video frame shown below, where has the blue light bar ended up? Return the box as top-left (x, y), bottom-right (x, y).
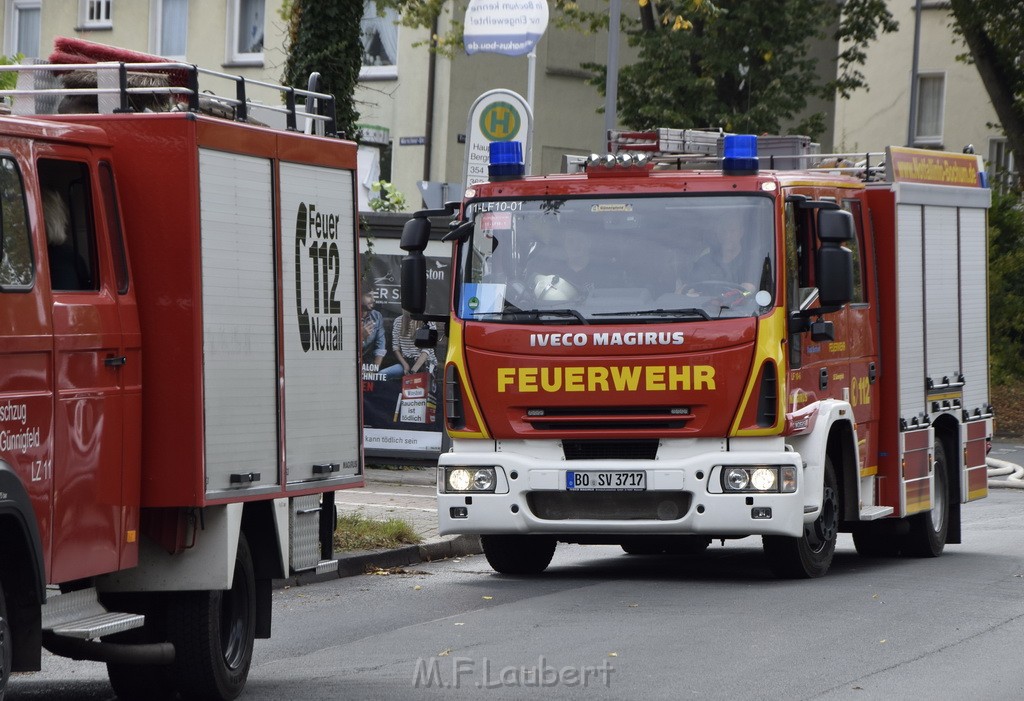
top-left (722, 134), bottom-right (758, 174)
top-left (489, 141), bottom-right (525, 180)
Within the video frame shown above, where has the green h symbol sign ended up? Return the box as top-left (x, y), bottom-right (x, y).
top-left (480, 102), bottom-right (521, 141)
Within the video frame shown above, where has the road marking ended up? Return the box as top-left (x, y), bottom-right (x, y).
top-left (337, 501), bottom-right (436, 513)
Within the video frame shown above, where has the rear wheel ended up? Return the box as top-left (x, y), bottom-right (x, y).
top-left (903, 438), bottom-right (949, 557)
top-left (1, 579), bottom-right (11, 701)
top-left (762, 457), bottom-right (838, 578)
top-left (481, 535), bottom-right (556, 574)
top-left (170, 534), bottom-right (256, 700)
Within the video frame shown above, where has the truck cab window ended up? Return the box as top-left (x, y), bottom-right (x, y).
top-left (99, 162), bottom-right (129, 293)
top-left (39, 159), bottom-right (98, 291)
top-left (0, 157), bottom-right (33, 289)
top-left (841, 199), bottom-right (866, 303)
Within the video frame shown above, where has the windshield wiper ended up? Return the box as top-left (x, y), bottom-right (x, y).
top-left (472, 308), bottom-right (589, 324)
top-left (591, 308), bottom-right (711, 321)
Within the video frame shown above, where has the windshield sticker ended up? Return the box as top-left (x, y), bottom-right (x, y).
top-left (481, 211), bottom-right (512, 230)
top-left (460, 283), bottom-right (507, 318)
top-left (590, 204), bottom-right (633, 212)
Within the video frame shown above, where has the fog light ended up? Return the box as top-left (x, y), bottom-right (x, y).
top-left (751, 507), bottom-right (772, 519)
top-left (450, 506), bottom-right (468, 519)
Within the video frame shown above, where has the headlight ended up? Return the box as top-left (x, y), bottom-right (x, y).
top-left (721, 466), bottom-right (797, 493)
top-left (444, 467), bottom-right (498, 493)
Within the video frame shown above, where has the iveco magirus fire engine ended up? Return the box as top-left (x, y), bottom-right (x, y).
top-left (0, 40), bottom-right (362, 700)
top-left (400, 129), bottom-right (992, 579)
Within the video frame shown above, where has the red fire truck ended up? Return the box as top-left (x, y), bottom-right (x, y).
top-left (400, 131), bottom-right (992, 579)
top-left (0, 44), bottom-right (362, 700)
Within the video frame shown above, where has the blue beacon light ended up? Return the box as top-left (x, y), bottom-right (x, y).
top-left (488, 141), bottom-right (525, 180)
top-left (722, 134), bottom-right (759, 175)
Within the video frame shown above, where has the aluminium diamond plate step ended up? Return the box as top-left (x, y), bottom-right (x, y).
top-left (41, 587), bottom-right (145, 640)
top-left (859, 506), bottom-right (895, 520)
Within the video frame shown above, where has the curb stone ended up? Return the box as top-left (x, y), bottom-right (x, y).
top-left (279, 535), bottom-right (482, 587)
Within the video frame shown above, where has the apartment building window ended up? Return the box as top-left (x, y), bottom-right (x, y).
top-left (914, 73), bottom-right (945, 147)
top-left (153, 0), bottom-right (188, 58)
top-left (360, 1), bottom-right (398, 79)
top-left (988, 138), bottom-right (1018, 193)
top-left (80, 0), bottom-right (113, 29)
top-left (228, 0), bottom-right (264, 64)
top-left (7, 0), bottom-right (40, 57)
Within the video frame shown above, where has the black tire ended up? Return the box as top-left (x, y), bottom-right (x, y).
top-left (762, 457), bottom-right (839, 578)
top-left (620, 538), bottom-right (666, 555)
top-left (852, 529), bottom-right (902, 558)
top-left (105, 626), bottom-right (176, 701)
top-left (170, 534), bottom-right (256, 701)
top-left (903, 438), bottom-right (949, 557)
top-left (1, 579), bottom-right (11, 701)
top-left (481, 535), bottom-right (556, 574)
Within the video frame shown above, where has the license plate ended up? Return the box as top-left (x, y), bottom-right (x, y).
top-left (566, 471), bottom-right (646, 491)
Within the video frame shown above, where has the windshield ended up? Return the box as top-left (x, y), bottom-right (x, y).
top-left (456, 195), bottom-right (776, 322)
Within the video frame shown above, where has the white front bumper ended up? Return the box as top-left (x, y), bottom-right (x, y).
top-left (437, 445), bottom-right (806, 538)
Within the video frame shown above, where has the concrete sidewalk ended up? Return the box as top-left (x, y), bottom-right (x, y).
top-left (283, 467), bottom-right (481, 586)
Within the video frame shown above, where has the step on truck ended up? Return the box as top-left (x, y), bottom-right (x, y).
top-left (400, 132), bottom-right (992, 578)
top-left (0, 39), bottom-right (363, 700)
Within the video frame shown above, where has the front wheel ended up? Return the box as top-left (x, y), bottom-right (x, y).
top-left (170, 533), bottom-right (256, 700)
top-left (903, 438), bottom-right (949, 557)
top-left (481, 535), bottom-right (556, 574)
top-left (762, 457), bottom-right (838, 578)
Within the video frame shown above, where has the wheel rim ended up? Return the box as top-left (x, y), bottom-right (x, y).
top-left (806, 485), bottom-right (838, 553)
top-left (220, 563), bottom-right (252, 670)
top-left (931, 464), bottom-right (946, 534)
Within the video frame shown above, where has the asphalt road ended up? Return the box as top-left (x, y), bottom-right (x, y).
top-left (10, 487), bottom-right (1024, 701)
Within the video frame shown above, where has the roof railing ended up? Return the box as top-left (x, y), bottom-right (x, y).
top-left (0, 61), bottom-right (339, 137)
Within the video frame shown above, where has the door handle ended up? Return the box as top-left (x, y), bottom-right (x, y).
top-left (104, 355), bottom-right (127, 367)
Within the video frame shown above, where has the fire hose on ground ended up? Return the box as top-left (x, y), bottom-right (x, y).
top-left (987, 457), bottom-right (1024, 489)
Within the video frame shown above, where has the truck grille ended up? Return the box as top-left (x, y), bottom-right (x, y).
top-left (523, 406), bottom-right (693, 431)
top-left (562, 439), bottom-right (659, 460)
top-left (526, 492), bottom-right (691, 521)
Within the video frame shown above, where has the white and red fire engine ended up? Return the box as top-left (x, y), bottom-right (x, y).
top-left (401, 129), bottom-right (992, 579)
top-left (0, 40), bottom-right (362, 699)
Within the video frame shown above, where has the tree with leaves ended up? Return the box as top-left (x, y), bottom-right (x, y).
top-left (281, 0), bottom-right (365, 139)
top-left (582, 0), bottom-right (897, 139)
top-left (949, 0), bottom-right (1024, 187)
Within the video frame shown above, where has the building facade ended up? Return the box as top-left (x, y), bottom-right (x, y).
top-left (833, 0), bottom-right (1011, 186)
top-left (2, 1), bottom-right (1011, 205)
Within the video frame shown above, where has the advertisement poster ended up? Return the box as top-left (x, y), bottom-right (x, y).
top-left (361, 245), bottom-right (450, 456)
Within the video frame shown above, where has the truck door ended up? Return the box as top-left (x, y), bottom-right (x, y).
top-left (40, 156), bottom-right (127, 582)
top-left (841, 197), bottom-right (879, 478)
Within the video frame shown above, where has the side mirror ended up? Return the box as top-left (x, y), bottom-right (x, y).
top-left (818, 209), bottom-right (854, 243)
top-left (401, 252), bottom-right (427, 314)
top-left (400, 217), bottom-right (431, 253)
top-left (816, 243), bottom-right (853, 308)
